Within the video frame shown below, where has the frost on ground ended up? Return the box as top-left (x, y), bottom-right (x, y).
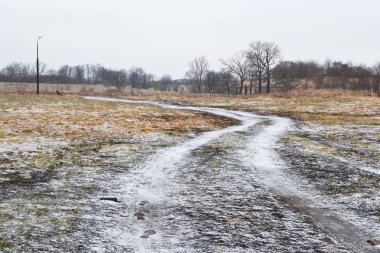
top-left (0, 94), bottom-right (379, 252)
top-left (85, 97), bottom-right (379, 252)
top-left (0, 95), bottom-right (234, 251)
top-left (281, 122), bottom-right (380, 229)
top-left (88, 107), bottom-right (345, 252)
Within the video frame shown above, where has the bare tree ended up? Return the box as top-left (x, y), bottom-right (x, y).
top-left (84, 64), bottom-right (95, 83)
top-left (373, 63), bottom-right (380, 97)
top-left (114, 69), bottom-right (128, 91)
top-left (256, 42), bottom-right (281, 93)
top-left (185, 72), bottom-right (197, 93)
top-left (273, 61), bottom-right (297, 98)
top-left (205, 71), bottom-right (219, 95)
top-left (74, 65), bottom-right (85, 83)
top-left (128, 67), bottom-right (146, 89)
top-left (219, 71), bottom-right (233, 94)
top-left (145, 73), bottom-right (155, 89)
top-left (160, 74), bottom-right (173, 91)
top-left (247, 41), bottom-right (266, 94)
top-left (185, 56), bottom-right (208, 93)
top-left (1, 62), bottom-right (32, 82)
top-left (32, 61), bottom-right (47, 76)
top-left (222, 52), bottom-right (249, 94)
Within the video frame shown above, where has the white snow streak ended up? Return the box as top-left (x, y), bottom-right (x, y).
top-left (85, 97), bottom-right (263, 251)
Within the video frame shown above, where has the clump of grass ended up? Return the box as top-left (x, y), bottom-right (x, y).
top-left (0, 239), bottom-right (14, 250)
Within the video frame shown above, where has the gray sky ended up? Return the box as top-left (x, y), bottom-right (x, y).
top-left (1, 0), bottom-right (379, 79)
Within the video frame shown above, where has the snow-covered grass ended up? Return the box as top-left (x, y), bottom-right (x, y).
top-left (117, 93), bottom-right (379, 173)
top-left (86, 97), bottom-right (379, 252)
top-left (116, 93), bottom-right (380, 166)
top-left (0, 93), bottom-right (379, 251)
top-left (0, 94), bottom-right (237, 251)
top-left (113, 93), bottom-right (380, 250)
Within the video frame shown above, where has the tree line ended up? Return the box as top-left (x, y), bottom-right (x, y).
top-left (0, 63), bottom-right (168, 91)
top-left (185, 41), bottom-right (380, 96)
top-left (1, 40), bottom-right (380, 95)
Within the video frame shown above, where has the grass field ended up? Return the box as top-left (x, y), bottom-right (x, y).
top-left (0, 94), bottom-right (237, 251)
top-left (0, 92), bottom-right (379, 251)
top-left (0, 94), bottom-right (235, 140)
top-left (125, 92), bottom-right (380, 163)
top-left (121, 92), bottom-right (380, 125)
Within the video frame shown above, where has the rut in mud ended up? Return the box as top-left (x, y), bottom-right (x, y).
top-left (85, 97), bottom-right (380, 253)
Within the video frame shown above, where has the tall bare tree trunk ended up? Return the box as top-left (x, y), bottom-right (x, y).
top-left (258, 77), bottom-right (262, 94)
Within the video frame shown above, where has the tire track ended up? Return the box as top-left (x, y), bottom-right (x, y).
top-left (85, 97), bottom-right (379, 253)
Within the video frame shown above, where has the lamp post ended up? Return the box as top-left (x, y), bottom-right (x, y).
top-left (36, 36), bottom-right (42, 95)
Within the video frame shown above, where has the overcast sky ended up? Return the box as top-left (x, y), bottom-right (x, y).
top-left (1, 0), bottom-right (379, 79)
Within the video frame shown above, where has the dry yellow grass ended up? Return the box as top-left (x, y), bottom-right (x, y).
top-left (125, 93), bottom-right (378, 161)
top-left (122, 93), bottom-right (380, 126)
top-left (0, 82), bottom-right (114, 95)
top-left (0, 94), bottom-right (235, 141)
top-left (3, 82), bottom-right (379, 126)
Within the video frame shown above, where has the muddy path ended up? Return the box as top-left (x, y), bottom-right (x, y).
top-left (84, 97), bottom-right (379, 252)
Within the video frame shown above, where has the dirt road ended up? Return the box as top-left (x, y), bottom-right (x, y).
top-left (85, 97), bottom-right (379, 253)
